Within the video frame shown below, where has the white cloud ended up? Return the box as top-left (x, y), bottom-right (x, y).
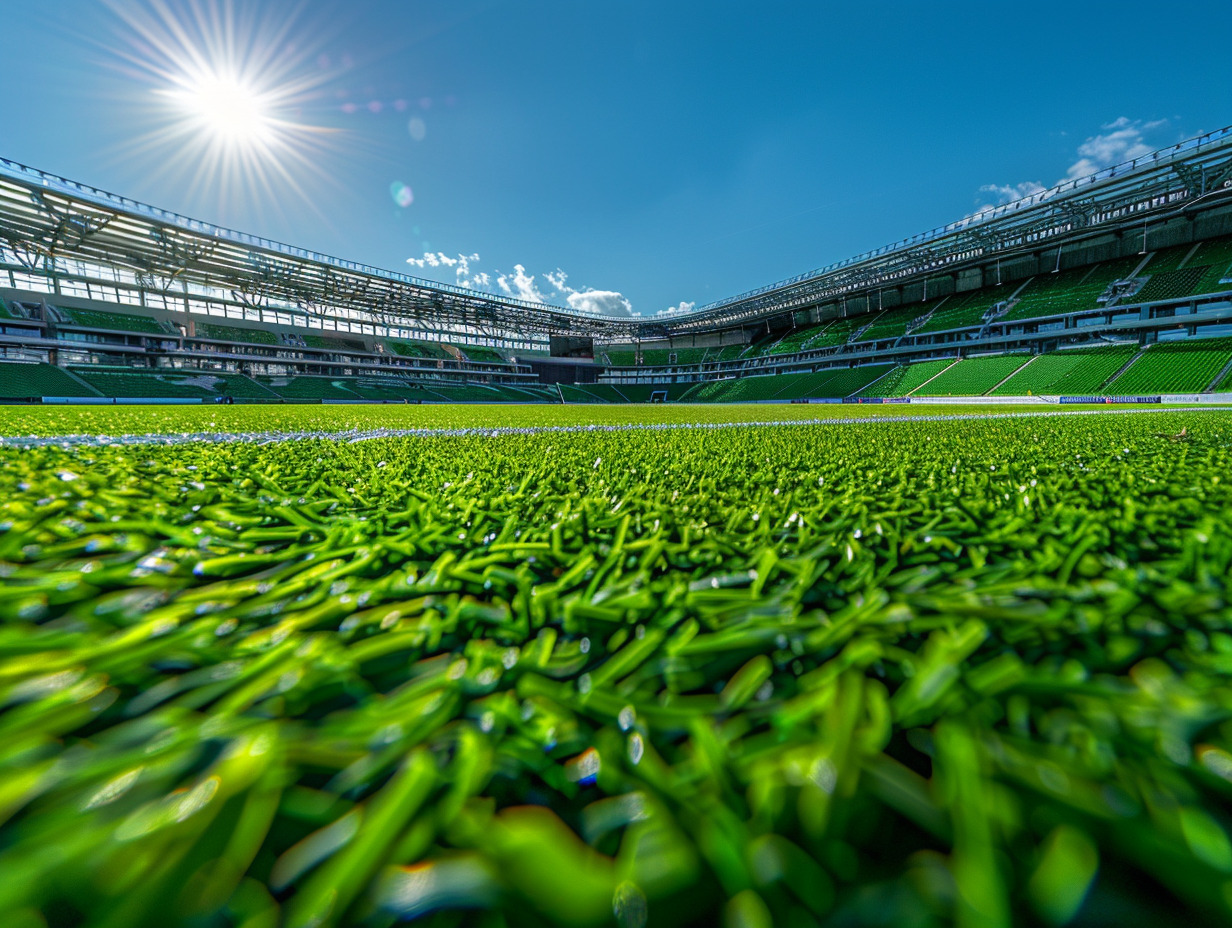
top-left (978, 181), bottom-right (1047, 205)
top-left (407, 252), bottom-right (636, 315)
top-left (1064, 117), bottom-right (1165, 179)
top-left (496, 265), bottom-right (550, 303)
top-left (407, 252), bottom-right (485, 289)
top-left (658, 301), bottom-right (695, 316)
top-left (566, 289), bottom-right (633, 317)
top-left (973, 117), bottom-right (1171, 217)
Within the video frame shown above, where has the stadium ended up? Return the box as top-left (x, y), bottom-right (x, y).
top-left (3, 126), bottom-right (1232, 404)
top-left (4, 3), bottom-right (1232, 928)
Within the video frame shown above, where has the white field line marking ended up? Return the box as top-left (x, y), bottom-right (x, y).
top-left (2, 405), bottom-right (1230, 450)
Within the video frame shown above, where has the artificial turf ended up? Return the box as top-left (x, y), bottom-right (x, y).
top-left (1, 407), bottom-right (1231, 927)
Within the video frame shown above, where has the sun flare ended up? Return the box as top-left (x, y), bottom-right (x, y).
top-left (175, 72), bottom-right (274, 148)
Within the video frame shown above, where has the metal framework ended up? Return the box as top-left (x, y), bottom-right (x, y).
top-left (3, 123), bottom-right (1232, 345)
top-left (662, 124), bottom-right (1232, 335)
top-left (0, 158), bottom-right (644, 342)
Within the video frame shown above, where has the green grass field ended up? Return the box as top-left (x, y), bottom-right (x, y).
top-left (0, 401), bottom-right (1189, 439)
top-left (2, 405), bottom-right (1232, 927)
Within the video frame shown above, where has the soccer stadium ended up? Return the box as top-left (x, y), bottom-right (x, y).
top-left (3, 3), bottom-right (1232, 928)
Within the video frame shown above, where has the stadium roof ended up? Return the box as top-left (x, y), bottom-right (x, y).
top-left (662, 124), bottom-right (1232, 334)
top-left (0, 156), bottom-right (644, 340)
top-left (3, 123), bottom-right (1231, 341)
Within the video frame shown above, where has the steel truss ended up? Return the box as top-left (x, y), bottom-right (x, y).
top-left (3, 123), bottom-right (1232, 345)
top-left (0, 159), bottom-right (645, 341)
top-left (664, 125), bottom-right (1232, 335)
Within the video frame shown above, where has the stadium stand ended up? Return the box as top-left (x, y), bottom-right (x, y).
top-left (0, 299), bottom-right (14, 319)
top-left (914, 354), bottom-right (1031, 395)
top-left (304, 333), bottom-right (369, 352)
top-left (257, 377), bottom-right (363, 400)
top-left (1189, 236), bottom-right (1232, 295)
top-left (55, 307), bottom-right (171, 335)
top-left (558, 384), bottom-right (605, 403)
top-left (192, 323), bottom-right (279, 345)
top-left (764, 326), bottom-right (824, 356)
top-left (990, 345), bottom-right (1137, 395)
top-left (859, 359), bottom-right (954, 397)
top-left (1139, 243), bottom-right (1192, 274)
top-left (0, 362), bottom-right (98, 398)
top-left (385, 339), bottom-right (452, 360)
top-left (208, 373), bottom-right (281, 399)
top-left (1104, 337), bottom-right (1232, 394)
top-left (71, 368), bottom-right (217, 399)
top-left (459, 345), bottom-right (507, 364)
top-left (579, 385), bottom-right (631, 402)
top-left (425, 383), bottom-right (509, 402)
top-left (1133, 266), bottom-right (1211, 305)
top-left (852, 305), bottom-right (932, 343)
top-left (806, 317), bottom-right (860, 349)
top-left (675, 364), bottom-right (891, 402)
top-left (609, 383), bottom-right (693, 402)
top-left (681, 374), bottom-right (782, 402)
top-left (603, 347), bottom-right (639, 366)
top-left (1000, 256), bottom-right (1144, 322)
top-left (913, 290), bottom-right (1000, 334)
top-left (707, 345), bottom-right (746, 362)
top-left (773, 365), bottom-right (893, 400)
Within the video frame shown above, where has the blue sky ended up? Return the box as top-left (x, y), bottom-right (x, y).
top-left (1, 1), bottom-right (1228, 317)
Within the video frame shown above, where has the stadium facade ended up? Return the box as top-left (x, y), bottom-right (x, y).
top-left (2, 125), bottom-right (1232, 403)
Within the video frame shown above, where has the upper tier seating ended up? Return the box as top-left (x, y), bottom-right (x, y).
top-left (304, 334), bottom-right (369, 352)
top-left (460, 345), bottom-right (507, 364)
top-left (1188, 236), bottom-right (1232, 296)
top-left (805, 317), bottom-right (860, 349)
top-left (1001, 256), bottom-right (1144, 322)
top-left (602, 347), bottom-right (638, 366)
top-left (708, 345), bottom-right (746, 362)
top-left (192, 322), bottom-right (279, 345)
top-left (914, 354), bottom-right (1031, 396)
top-left (990, 345), bottom-right (1137, 396)
top-left (859, 359), bottom-right (954, 397)
top-left (1104, 337), bottom-right (1232, 394)
top-left (1133, 266), bottom-right (1211, 304)
top-left (0, 362), bottom-right (98, 398)
top-left (386, 339), bottom-right (453, 360)
top-left (55, 307), bottom-right (171, 335)
top-left (852, 304), bottom-right (934, 343)
top-left (764, 326), bottom-right (825, 356)
top-left (913, 290), bottom-right (1000, 334)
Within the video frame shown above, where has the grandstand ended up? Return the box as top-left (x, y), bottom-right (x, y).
top-left (3, 125), bottom-right (1232, 403)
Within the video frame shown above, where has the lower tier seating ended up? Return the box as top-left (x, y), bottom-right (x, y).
top-left (914, 354), bottom-right (1031, 396)
top-left (859, 359), bottom-right (954, 397)
top-left (257, 377), bottom-right (364, 400)
top-left (71, 369), bottom-right (217, 398)
top-left (991, 345), bottom-right (1137, 396)
top-left (0, 362), bottom-right (98, 398)
top-left (1104, 338), bottom-right (1232, 394)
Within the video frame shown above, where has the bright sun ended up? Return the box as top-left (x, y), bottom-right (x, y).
top-left (177, 73), bottom-right (273, 147)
